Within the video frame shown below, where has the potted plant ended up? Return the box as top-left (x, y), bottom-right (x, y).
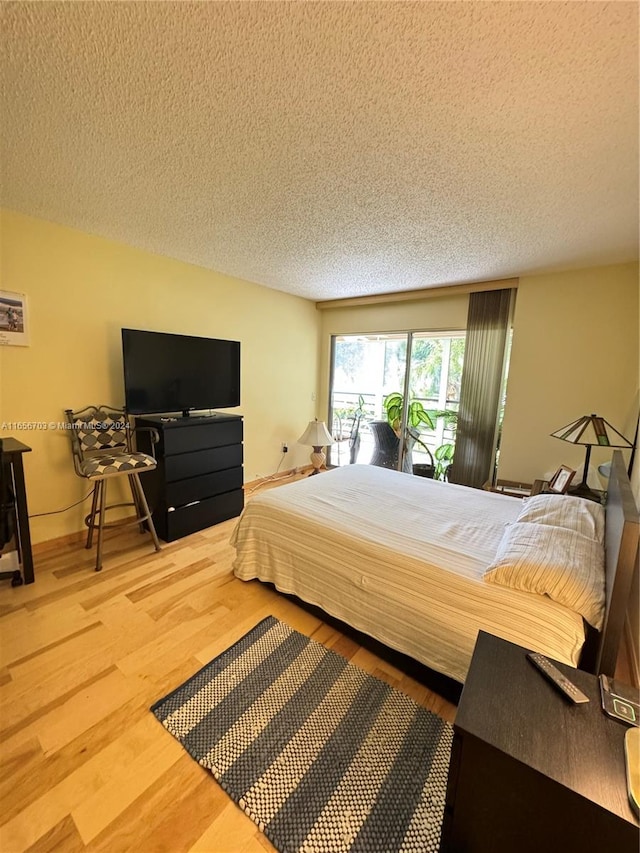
top-left (427, 409), bottom-right (458, 481)
top-left (382, 392), bottom-right (436, 477)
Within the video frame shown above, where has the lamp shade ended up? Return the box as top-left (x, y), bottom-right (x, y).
top-left (298, 419), bottom-right (334, 448)
top-left (550, 414), bottom-right (633, 449)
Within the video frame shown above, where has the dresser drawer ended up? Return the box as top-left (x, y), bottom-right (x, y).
top-left (164, 444), bottom-right (243, 482)
top-left (164, 489), bottom-right (244, 541)
top-left (160, 419), bottom-right (243, 456)
top-left (166, 467), bottom-right (243, 507)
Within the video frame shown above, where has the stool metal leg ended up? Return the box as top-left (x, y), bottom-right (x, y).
top-left (129, 475), bottom-right (146, 534)
top-left (131, 473), bottom-right (161, 552)
top-left (86, 483), bottom-right (99, 549)
top-left (95, 479), bottom-right (107, 572)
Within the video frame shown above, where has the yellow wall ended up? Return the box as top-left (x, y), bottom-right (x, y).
top-left (498, 263), bottom-right (639, 485)
top-left (0, 210), bottom-right (320, 543)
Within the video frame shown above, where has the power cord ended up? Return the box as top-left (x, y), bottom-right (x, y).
top-left (29, 489), bottom-right (94, 519)
top-left (247, 453), bottom-right (296, 494)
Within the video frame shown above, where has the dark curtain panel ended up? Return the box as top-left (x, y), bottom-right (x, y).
top-left (449, 288), bottom-right (515, 489)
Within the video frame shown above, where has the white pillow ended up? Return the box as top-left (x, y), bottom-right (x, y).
top-left (484, 521), bottom-right (605, 629)
top-left (516, 493), bottom-right (605, 545)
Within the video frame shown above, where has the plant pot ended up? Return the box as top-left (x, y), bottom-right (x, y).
top-left (412, 463), bottom-right (435, 479)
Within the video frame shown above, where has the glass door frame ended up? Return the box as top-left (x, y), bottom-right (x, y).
top-left (327, 329), bottom-right (465, 472)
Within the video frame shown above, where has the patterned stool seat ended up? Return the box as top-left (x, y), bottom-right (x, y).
top-left (79, 452), bottom-right (156, 479)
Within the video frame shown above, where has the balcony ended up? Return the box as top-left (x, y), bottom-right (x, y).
top-left (329, 389), bottom-right (458, 479)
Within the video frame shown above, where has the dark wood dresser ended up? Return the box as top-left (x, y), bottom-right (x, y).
top-left (135, 414), bottom-right (243, 542)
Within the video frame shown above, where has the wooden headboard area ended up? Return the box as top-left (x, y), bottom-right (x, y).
top-left (580, 450), bottom-right (639, 677)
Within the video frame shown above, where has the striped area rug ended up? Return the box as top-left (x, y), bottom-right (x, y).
top-left (151, 616), bottom-right (453, 853)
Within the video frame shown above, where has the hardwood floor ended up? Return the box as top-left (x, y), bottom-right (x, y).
top-left (0, 476), bottom-right (456, 853)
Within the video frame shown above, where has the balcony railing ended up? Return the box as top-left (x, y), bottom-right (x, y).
top-left (329, 390), bottom-right (458, 476)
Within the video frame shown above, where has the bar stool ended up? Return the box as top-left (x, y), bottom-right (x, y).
top-left (64, 405), bottom-right (161, 571)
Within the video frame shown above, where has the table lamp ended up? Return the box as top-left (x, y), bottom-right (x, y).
top-left (550, 414), bottom-right (633, 500)
top-left (298, 419), bottom-right (334, 475)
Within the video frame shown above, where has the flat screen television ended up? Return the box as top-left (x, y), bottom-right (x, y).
top-left (122, 328), bottom-right (240, 416)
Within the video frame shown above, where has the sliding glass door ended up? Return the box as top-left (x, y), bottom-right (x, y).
top-left (328, 331), bottom-right (465, 477)
top-left (328, 334), bottom-right (408, 467)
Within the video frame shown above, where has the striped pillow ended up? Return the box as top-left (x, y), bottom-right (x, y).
top-left (516, 494), bottom-right (605, 545)
top-left (484, 521), bottom-right (605, 629)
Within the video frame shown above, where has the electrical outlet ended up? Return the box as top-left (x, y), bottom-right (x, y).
top-left (282, 442), bottom-right (288, 453)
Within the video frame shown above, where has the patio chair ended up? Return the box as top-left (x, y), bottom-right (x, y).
top-left (369, 420), bottom-right (436, 476)
top-left (369, 420), bottom-right (413, 473)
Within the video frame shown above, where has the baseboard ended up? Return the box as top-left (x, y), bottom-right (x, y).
top-left (32, 528), bottom-right (86, 555)
top-left (624, 615), bottom-right (640, 688)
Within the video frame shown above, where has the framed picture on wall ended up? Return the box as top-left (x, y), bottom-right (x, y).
top-left (549, 465), bottom-right (576, 494)
top-left (0, 290), bottom-right (29, 346)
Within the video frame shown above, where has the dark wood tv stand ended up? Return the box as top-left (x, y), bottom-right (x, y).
top-left (134, 413), bottom-right (244, 542)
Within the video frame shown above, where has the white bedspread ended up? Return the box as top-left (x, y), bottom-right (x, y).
top-left (231, 465), bottom-right (585, 682)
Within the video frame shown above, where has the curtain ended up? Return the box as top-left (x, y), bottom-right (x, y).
top-left (449, 288), bottom-right (515, 489)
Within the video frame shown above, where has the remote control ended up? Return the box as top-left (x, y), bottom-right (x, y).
top-left (526, 652), bottom-right (590, 704)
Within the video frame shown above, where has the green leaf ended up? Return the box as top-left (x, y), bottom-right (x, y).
top-left (415, 409), bottom-right (435, 429)
top-left (383, 392), bottom-right (403, 407)
top-left (435, 443), bottom-right (455, 462)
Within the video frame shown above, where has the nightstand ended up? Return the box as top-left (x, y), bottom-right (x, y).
top-left (440, 632), bottom-right (639, 853)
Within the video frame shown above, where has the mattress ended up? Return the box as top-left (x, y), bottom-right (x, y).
top-left (231, 464), bottom-right (586, 683)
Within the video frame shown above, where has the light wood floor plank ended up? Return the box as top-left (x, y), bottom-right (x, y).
top-left (24, 814), bottom-right (85, 853)
top-left (37, 667), bottom-right (146, 754)
top-left (0, 665), bottom-right (118, 743)
top-left (189, 800), bottom-right (262, 853)
top-left (2, 699), bottom-right (167, 825)
top-left (85, 760), bottom-right (227, 853)
top-left (72, 734), bottom-right (185, 844)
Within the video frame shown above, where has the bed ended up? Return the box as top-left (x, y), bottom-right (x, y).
top-left (231, 451), bottom-right (638, 684)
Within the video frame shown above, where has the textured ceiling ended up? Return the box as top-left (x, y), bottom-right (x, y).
top-left (1, 1), bottom-right (638, 301)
